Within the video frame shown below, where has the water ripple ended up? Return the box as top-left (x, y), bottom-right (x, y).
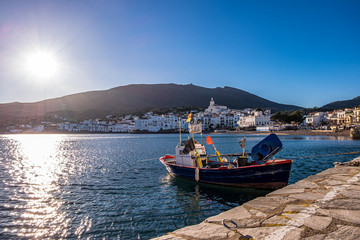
top-left (0, 134), bottom-right (359, 239)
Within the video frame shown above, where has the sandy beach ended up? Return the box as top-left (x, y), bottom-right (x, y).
top-left (221, 129), bottom-right (351, 137)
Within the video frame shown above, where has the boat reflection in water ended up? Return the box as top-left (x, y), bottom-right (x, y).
top-left (160, 173), bottom-right (271, 227)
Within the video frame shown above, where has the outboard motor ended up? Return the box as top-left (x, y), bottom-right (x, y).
top-left (251, 133), bottom-right (283, 164)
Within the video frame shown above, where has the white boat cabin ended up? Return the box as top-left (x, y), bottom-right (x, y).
top-left (175, 140), bottom-right (206, 167)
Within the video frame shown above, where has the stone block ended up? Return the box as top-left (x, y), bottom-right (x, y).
top-left (304, 175), bottom-right (326, 182)
top-left (347, 185), bottom-right (360, 191)
top-left (318, 167), bottom-right (359, 176)
top-left (303, 235), bottom-right (326, 240)
top-left (305, 225), bottom-right (360, 240)
top-left (328, 174), bottom-right (354, 182)
top-left (282, 212), bottom-right (309, 227)
top-left (267, 188), bottom-right (305, 196)
top-left (152, 234), bottom-right (186, 240)
top-left (241, 226), bottom-right (302, 240)
top-left (283, 204), bottom-right (309, 213)
top-left (288, 192), bottom-right (326, 201)
top-left (262, 215), bottom-right (289, 226)
top-left (173, 222), bottom-right (236, 240)
top-left (205, 206), bottom-right (251, 223)
top-left (319, 198), bottom-right (360, 210)
top-left (317, 209), bottom-right (360, 224)
top-left (340, 189), bottom-right (360, 199)
top-left (318, 179), bottom-right (344, 186)
top-left (244, 196), bottom-right (294, 213)
top-left (285, 180), bottom-right (319, 189)
top-left (303, 215), bottom-right (332, 231)
top-left (249, 209), bottom-right (267, 218)
top-left (234, 217), bottom-right (262, 228)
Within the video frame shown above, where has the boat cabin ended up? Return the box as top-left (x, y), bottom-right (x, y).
top-left (175, 140), bottom-right (206, 167)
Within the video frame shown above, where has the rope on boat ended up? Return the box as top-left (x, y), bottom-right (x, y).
top-left (288, 151), bottom-right (360, 159)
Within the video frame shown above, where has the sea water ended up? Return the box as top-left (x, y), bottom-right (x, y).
top-left (0, 133), bottom-right (359, 239)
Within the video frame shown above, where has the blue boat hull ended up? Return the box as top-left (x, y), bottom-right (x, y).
top-left (160, 157), bottom-right (292, 189)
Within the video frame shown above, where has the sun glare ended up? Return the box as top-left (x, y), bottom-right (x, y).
top-left (24, 50), bottom-right (59, 79)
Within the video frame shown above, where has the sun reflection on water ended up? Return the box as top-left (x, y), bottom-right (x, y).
top-left (4, 134), bottom-right (69, 238)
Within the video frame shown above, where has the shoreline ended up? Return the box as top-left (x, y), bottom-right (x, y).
top-left (226, 129), bottom-right (351, 137)
top-left (0, 129), bottom-right (351, 137)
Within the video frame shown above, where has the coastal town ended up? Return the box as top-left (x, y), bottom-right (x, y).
top-left (5, 98), bottom-right (360, 135)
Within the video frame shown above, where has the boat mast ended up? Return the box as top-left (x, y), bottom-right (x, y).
top-left (179, 117), bottom-right (182, 144)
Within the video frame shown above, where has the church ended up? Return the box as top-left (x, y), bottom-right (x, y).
top-left (205, 98), bottom-right (229, 114)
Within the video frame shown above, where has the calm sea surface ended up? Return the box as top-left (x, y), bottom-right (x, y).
top-left (0, 133), bottom-right (359, 239)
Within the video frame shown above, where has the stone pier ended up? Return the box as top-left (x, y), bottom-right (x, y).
top-left (153, 157), bottom-right (360, 240)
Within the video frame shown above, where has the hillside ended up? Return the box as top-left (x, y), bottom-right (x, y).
top-left (0, 84), bottom-right (300, 123)
top-left (322, 96), bottom-right (360, 109)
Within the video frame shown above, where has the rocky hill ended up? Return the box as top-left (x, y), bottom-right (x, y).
top-left (0, 84), bottom-right (301, 123)
top-left (322, 96), bottom-right (360, 109)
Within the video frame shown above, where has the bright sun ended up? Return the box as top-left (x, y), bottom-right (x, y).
top-left (24, 50), bottom-right (59, 79)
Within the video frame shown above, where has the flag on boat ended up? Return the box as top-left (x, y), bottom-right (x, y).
top-left (189, 123), bottom-right (202, 134)
top-left (206, 136), bottom-right (213, 145)
top-left (186, 113), bottom-right (192, 123)
top-left (182, 138), bottom-right (195, 154)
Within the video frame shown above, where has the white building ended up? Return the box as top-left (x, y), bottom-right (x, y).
top-left (237, 110), bottom-right (272, 128)
top-left (305, 112), bottom-right (326, 127)
top-left (205, 98), bottom-right (229, 114)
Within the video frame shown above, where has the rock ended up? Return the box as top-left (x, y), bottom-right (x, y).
top-left (152, 234), bottom-right (186, 240)
top-left (282, 212), bottom-right (310, 227)
top-left (173, 222), bottom-right (236, 240)
top-left (305, 225), bottom-right (360, 240)
top-left (340, 189), bottom-right (360, 199)
top-left (318, 167), bottom-right (359, 176)
top-left (285, 180), bottom-right (319, 189)
top-left (249, 209), bottom-right (267, 218)
top-left (267, 188), bottom-right (305, 196)
top-left (303, 234), bottom-right (326, 240)
top-left (318, 198), bottom-right (360, 210)
top-left (262, 215), bottom-right (289, 226)
top-left (205, 206), bottom-right (251, 223)
top-left (234, 218), bottom-right (262, 228)
top-left (288, 192), bottom-right (326, 201)
top-left (283, 204), bottom-right (309, 213)
top-left (303, 215), bottom-right (332, 231)
top-left (244, 196), bottom-right (294, 213)
top-left (303, 175), bottom-right (326, 182)
top-left (318, 179), bottom-right (345, 186)
top-left (317, 209), bottom-right (360, 224)
top-left (347, 185), bottom-right (360, 191)
top-left (240, 226), bottom-right (302, 240)
top-left (328, 174), bottom-right (354, 182)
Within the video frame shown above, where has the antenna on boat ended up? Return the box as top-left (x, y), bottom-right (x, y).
top-left (239, 137), bottom-right (246, 157)
top-left (179, 117), bottom-right (182, 144)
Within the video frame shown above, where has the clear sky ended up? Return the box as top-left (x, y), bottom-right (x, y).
top-left (0, 0), bottom-right (359, 108)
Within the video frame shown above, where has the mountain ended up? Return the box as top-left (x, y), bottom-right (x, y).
top-left (0, 84), bottom-right (300, 123)
top-left (322, 96), bottom-right (360, 110)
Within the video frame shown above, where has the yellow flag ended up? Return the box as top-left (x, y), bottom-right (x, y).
top-left (186, 113), bottom-right (192, 123)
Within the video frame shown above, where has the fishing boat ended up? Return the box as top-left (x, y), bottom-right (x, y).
top-left (160, 120), bottom-right (292, 189)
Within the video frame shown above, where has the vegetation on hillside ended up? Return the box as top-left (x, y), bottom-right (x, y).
top-left (270, 110), bottom-right (305, 124)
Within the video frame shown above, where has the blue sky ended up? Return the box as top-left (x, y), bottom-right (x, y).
top-left (0, 0), bottom-right (359, 108)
